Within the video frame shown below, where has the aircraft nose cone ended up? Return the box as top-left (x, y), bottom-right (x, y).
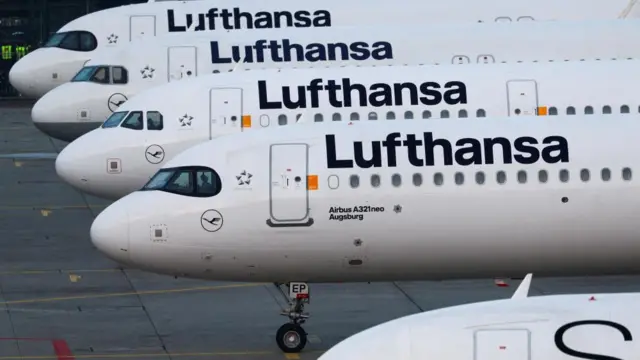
top-left (32, 95), bottom-right (74, 142)
top-left (91, 204), bottom-right (130, 264)
top-left (55, 141), bottom-right (91, 193)
top-left (8, 60), bottom-right (38, 98)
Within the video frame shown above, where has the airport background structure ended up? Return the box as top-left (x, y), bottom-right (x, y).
top-left (0, 0), bottom-right (148, 98)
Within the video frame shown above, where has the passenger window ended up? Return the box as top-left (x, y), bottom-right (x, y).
top-left (440, 110), bottom-right (450, 118)
top-left (368, 112), bottom-right (378, 120)
top-left (166, 171), bottom-right (194, 195)
top-left (549, 107), bottom-right (558, 116)
top-left (405, 111), bottom-right (414, 120)
top-left (370, 174), bottom-right (381, 187)
top-left (147, 111), bottom-right (163, 131)
top-left (580, 169), bottom-right (590, 182)
top-left (196, 170), bottom-right (219, 196)
top-left (475, 171), bottom-right (485, 185)
top-left (314, 114), bottom-right (323, 122)
top-left (350, 175), bottom-right (359, 188)
top-left (538, 170), bottom-right (548, 183)
top-left (386, 111), bottom-right (395, 120)
top-left (412, 173), bottom-right (422, 186)
top-left (350, 113), bottom-right (359, 121)
top-left (517, 170), bottom-right (527, 184)
top-left (332, 113), bottom-right (341, 121)
top-left (621, 105), bottom-right (630, 114)
top-left (112, 67), bottom-right (128, 84)
top-left (496, 171), bottom-right (506, 184)
top-left (566, 106), bottom-right (576, 115)
top-left (584, 106), bottom-right (593, 115)
top-left (603, 105), bottom-right (612, 114)
top-left (278, 114), bottom-right (287, 125)
top-left (102, 111), bottom-right (128, 128)
top-left (433, 172), bottom-right (444, 186)
top-left (476, 109), bottom-right (486, 117)
top-left (120, 111), bottom-right (143, 130)
top-left (422, 110), bottom-right (432, 119)
top-left (622, 167), bottom-right (632, 181)
top-left (91, 67), bottom-right (110, 84)
top-left (454, 172), bottom-right (464, 185)
top-left (559, 169), bottom-right (569, 183)
top-left (601, 168), bottom-right (611, 181)
top-left (391, 173), bottom-right (401, 187)
top-left (458, 109), bottom-right (468, 118)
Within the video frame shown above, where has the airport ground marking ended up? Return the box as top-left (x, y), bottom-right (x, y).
top-left (0, 283), bottom-right (265, 305)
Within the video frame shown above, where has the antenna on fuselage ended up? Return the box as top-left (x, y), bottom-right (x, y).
top-left (511, 273), bottom-right (533, 299)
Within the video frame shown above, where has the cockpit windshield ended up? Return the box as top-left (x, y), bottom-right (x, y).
top-left (42, 31), bottom-right (97, 52)
top-left (71, 65), bottom-right (128, 84)
top-left (141, 167), bottom-right (222, 197)
top-left (102, 111), bottom-right (128, 128)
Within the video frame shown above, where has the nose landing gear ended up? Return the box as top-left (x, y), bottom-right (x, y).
top-left (274, 282), bottom-right (310, 353)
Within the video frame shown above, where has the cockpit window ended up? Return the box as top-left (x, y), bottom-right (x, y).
top-left (141, 166), bottom-right (222, 197)
top-left (112, 67), bottom-right (128, 84)
top-left (120, 111), bottom-right (143, 130)
top-left (147, 111), bottom-right (163, 130)
top-left (43, 31), bottom-right (97, 52)
top-left (91, 67), bottom-right (110, 84)
top-left (101, 111), bottom-right (128, 128)
top-left (72, 66), bottom-right (97, 82)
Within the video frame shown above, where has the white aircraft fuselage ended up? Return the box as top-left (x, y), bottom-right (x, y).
top-left (57, 60), bottom-right (640, 201)
top-left (11, 0), bottom-right (620, 98)
top-left (89, 115), bottom-right (640, 283)
top-left (319, 291), bottom-right (640, 360)
top-left (31, 19), bottom-right (640, 141)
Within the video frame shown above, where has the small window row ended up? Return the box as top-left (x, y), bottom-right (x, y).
top-left (549, 105), bottom-right (639, 116)
top-left (142, 166), bottom-right (222, 197)
top-left (346, 167), bottom-right (633, 189)
top-left (101, 110), bottom-right (163, 130)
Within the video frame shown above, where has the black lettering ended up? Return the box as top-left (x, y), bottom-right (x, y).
top-left (483, 137), bottom-right (512, 164)
top-left (326, 135), bottom-right (353, 168)
top-left (393, 83), bottom-right (418, 106)
top-left (555, 320), bottom-right (631, 360)
top-left (382, 132), bottom-right (402, 167)
top-left (419, 82), bottom-right (442, 105)
top-left (513, 136), bottom-right (540, 164)
top-left (424, 132), bottom-right (453, 166)
top-left (371, 41), bottom-right (393, 60)
top-left (312, 10), bottom-right (331, 27)
top-left (273, 10), bottom-right (293, 28)
top-left (403, 134), bottom-right (423, 166)
top-left (167, 10), bottom-right (187, 32)
top-left (542, 136), bottom-right (570, 163)
top-left (455, 138), bottom-right (482, 165)
top-left (354, 141), bottom-right (382, 168)
top-left (326, 80), bottom-right (342, 108)
top-left (210, 41), bottom-right (232, 64)
top-left (443, 81), bottom-right (467, 104)
top-left (258, 80), bottom-right (281, 109)
top-left (343, 78), bottom-right (367, 107)
top-left (369, 83), bottom-right (392, 107)
top-left (282, 85), bottom-right (306, 109)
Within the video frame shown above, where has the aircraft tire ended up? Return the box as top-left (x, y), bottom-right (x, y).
top-left (276, 323), bottom-right (307, 353)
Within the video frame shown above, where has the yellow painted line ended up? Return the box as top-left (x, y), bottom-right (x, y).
top-left (68, 274), bottom-right (81, 282)
top-left (13, 161), bottom-right (22, 167)
top-left (284, 354), bottom-right (300, 359)
top-left (0, 282), bottom-right (264, 305)
top-left (40, 209), bottom-right (51, 217)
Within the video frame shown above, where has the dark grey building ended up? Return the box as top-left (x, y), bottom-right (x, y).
top-left (0, 0), bottom-right (147, 97)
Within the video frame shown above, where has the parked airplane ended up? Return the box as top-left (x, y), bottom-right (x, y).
top-left (11, 0), bottom-right (624, 99)
top-left (56, 59), bottom-right (640, 200)
top-left (319, 275), bottom-right (640, 360)
top-left (31, 19), bottom-right (640, 141)
top-left (89, 114), bottom-right (640, 353)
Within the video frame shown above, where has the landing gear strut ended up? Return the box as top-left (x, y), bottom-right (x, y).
top-left (274, 282), bottom-right (310, 353)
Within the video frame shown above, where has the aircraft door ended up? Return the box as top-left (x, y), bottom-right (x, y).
top-left (129, 16), bottom-right (156, 42)
top-left (168, 46), bottom-right (197, 82)
top-left (506, 80), bottom-right (538, 116)
top-left (474, 329), bottom-right (530, 360)
top-left (267, 144), bottom-right (313, 227)
top-left (209, 88), bottom-right (242, 139)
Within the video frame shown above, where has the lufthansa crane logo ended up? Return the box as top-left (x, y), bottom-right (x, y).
top-left (145, 144), bottom-right (165, 164)
top-left (201, 209), bottom-right (223, 232)
top-left (107, 93), bottom-right (128, 112)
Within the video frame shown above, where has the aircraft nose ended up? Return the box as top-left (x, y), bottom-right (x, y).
top-left (32, 95), bottom-right (76, 142)
top-left (91, 204), bottom-right (130, 264)
top-left (9, 60), bottom-right (39, 98)
top-left (55, 139), bottom-right (94, 194)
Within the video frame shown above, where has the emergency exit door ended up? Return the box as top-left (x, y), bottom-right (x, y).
top-left (507, 80), bottom-right (538, 116)
top-left (269, 144), bottom-right (310, 223)
top-left (209, 88), bottom-right (242, 138)
top-left (168, 46), bottom-right (197, 82)
top-left (129, 16), bottom-right (156, 42)
top-left (475, 329), bottom-right (530, 360)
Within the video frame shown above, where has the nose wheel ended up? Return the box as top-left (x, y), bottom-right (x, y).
top-left (274, 282), bottom-right (310, 353)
